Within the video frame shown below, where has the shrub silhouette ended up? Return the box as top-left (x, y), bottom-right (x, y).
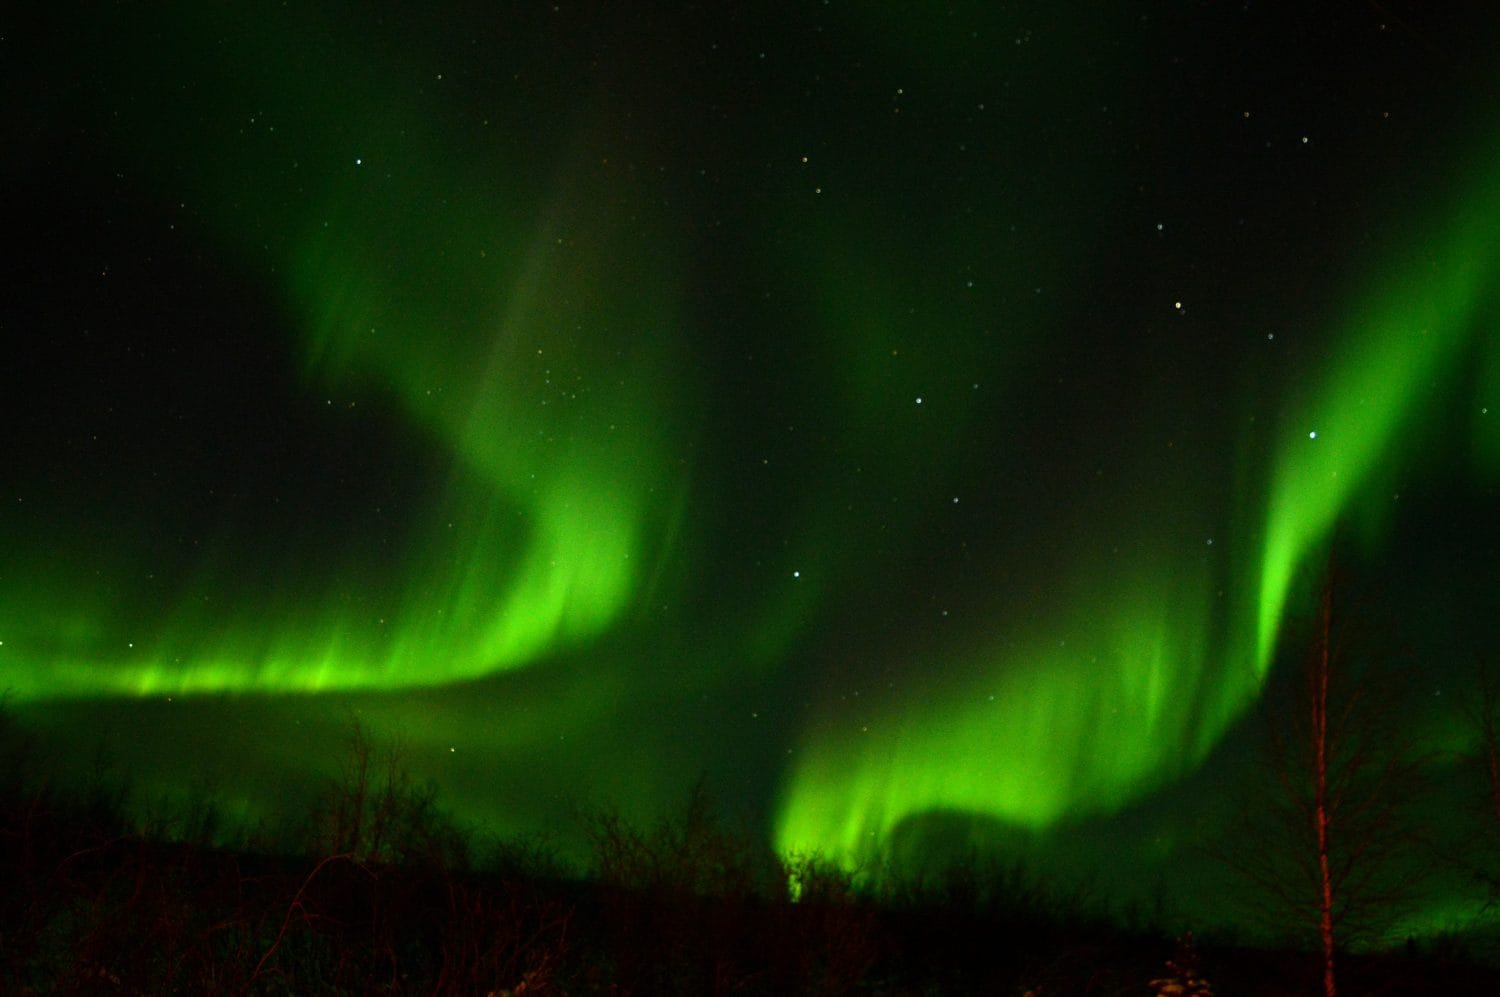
top-left (3, 704), bottom-right (1500, 993)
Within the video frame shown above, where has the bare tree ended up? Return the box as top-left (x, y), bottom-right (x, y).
top-left (1223, 569), bottom-right (1430, 997)
top-left (1308, 580), bottom-right (1340, 996)
top-left (307, 718), bottom-right (467, 869)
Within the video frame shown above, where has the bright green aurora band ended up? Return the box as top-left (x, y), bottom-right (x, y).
top-left (3, 9), bottom-right (691, 698)
top-left (774, 152), bottom-right (1500, 864)
top-left (1, 4), bottom-right (1497, 902)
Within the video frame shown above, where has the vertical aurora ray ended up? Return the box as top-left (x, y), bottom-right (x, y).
top-left (1254, 177), bottom-right (1500, 671)
top-left (263, 139), bottom-right (691, 692)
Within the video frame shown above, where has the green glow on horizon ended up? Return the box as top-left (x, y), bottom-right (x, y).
top-left (1379, 897), bottom-right (1500, 950)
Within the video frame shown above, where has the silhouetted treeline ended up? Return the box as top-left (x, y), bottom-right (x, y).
top-left (3, 708), bottom-right (1500, 994)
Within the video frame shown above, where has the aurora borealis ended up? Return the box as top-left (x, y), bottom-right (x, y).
top-left (3, 1), bottom-right (1499, 932)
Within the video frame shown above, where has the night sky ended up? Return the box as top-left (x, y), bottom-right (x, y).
top-left (4, 2), bottom-right (1499, 937)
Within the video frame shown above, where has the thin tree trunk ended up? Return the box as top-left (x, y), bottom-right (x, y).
top-left (1313, 583), bottom-right (1337, 997)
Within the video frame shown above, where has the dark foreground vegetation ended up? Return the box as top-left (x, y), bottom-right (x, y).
top-left (3, 715), bottom-right (1500, 995)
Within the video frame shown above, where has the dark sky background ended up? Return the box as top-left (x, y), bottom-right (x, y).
top-left (3, 1), bottom-right (1499, 938)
